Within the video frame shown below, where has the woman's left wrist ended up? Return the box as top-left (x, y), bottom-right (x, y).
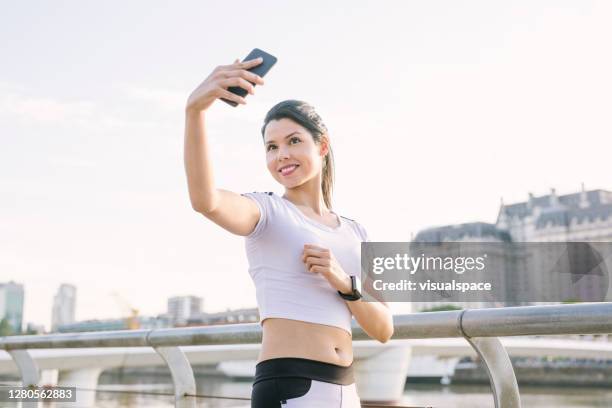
top-left (337, 274), bottom-right (353, 295)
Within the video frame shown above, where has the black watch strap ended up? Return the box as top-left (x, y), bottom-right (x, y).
top-left (338, 276), bottom-right (362, 301)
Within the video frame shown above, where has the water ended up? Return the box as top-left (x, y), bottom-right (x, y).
top-left (85, 373), bottom-right (612, 407)
top-left (3, 373), bottom-right (609, 407)
top-left (401, 384), bottom-right (612, 407)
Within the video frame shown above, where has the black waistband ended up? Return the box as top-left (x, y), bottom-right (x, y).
top-left (254, 357), bottom-right (355, 386)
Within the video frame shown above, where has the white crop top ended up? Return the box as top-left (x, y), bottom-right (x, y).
top-left (240, 191), bottom-right (369, 336)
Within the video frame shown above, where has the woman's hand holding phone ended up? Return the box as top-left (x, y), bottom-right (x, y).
top-left (185, 57), bottom-right (265, 113)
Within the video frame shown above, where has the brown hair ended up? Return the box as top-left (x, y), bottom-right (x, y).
top-left (261, 100), bottom-right (335, 210)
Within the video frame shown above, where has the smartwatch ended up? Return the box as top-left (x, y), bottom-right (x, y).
top-left (338, 275), bottom-right (362, 301)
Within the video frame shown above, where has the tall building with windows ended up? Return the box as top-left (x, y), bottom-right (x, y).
top-left (51, 284), bottom-right (76, 332)
top-left (0, 281), bottom-right (25, 334)
top-left (167, 295), bottom-right (203, 326)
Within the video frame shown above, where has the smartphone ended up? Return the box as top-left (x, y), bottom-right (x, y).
top-left (220, 48), bottom-right (277, 107)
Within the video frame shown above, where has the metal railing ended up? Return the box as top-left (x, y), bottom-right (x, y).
top-left (2, 302), bottom-right (612, 407)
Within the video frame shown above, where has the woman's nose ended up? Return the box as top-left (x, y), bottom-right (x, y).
top-left (277, 146), bottom-right (290, 159)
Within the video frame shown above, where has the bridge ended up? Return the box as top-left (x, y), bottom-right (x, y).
top-left (1, 303), bottom-right (612, 407)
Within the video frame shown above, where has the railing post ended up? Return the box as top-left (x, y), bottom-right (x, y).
top-left (459, 310), bottom-right (521, 408)
top-left (57, 367), bottom-right (103, 407)
top-left (464, 337), bottom-right (521, 408)
top-left (7, 349), bottom-right (40, 387)
top-left (353, 345), bottom-right (412, 402)
top-left (7, 350), bottom-right (40, 408)
top-left (153, 346), bottom-right (197, 408)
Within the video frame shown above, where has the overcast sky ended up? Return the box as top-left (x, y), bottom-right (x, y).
top-left (1, 0), bottom-right (611, 331)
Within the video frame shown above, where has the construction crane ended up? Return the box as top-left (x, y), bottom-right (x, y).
top-left (110, 291), bottom-right (141, 330)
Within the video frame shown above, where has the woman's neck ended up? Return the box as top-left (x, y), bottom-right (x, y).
top-left (283, 178), bottom-right (328, 216)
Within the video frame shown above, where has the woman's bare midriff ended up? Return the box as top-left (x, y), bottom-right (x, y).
top-left (258, 318), bottom-right (353, 367)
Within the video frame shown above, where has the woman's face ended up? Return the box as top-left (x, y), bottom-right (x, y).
top-left (263, 118), bottom-right (327, 189)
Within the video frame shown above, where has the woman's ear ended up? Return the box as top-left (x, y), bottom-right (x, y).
top-left (319, 135), bottom-right (330, 157)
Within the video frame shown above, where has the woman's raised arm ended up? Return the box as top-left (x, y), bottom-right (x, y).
top-left (183, 58), bottom-right (265, 236)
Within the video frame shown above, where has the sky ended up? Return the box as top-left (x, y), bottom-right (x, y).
top-left (1, 1), bottom-right (611, 331)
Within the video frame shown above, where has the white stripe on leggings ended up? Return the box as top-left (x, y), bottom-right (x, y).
top-left (281, 380), bottom-right (361, 407)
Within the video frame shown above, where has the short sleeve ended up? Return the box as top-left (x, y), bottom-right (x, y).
top-left (240, 191), bottom-right (274, 239)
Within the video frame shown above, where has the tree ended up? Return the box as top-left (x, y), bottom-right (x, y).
top-left (419, 304), bottom-right (463, 313)
top-left (0, 318), bottom-right (14, 336)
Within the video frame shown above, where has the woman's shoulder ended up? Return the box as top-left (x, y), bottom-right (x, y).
top-left (239, 191), bottom-right (283, 240)
top-left (240, 191), bottom-right (283, 217)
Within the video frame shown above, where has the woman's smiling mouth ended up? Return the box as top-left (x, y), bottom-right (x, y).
top-left (279, 164), bottom-right (299, 176)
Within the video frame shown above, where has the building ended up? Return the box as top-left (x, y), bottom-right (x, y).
top-left (497, 186), bottom-right (612, 305)
top-left (51, 284), bottom-right (76, 332)
top-left (412, 186), bottom-right (612, 311)
top-left (496, 186), bottom-right (612, 242)
top-left (25, 322), bottom-right (45, 334)
top-left (0, 281), bottom-right (25, 334)
top-left (57, 315), bottom-right (172, 333)
top-left (187, 307), bottom-right (260, 326)
top-left (167, 296), bottom-right (203, 326)
top-left (412, 223), bottom-right (514, 311)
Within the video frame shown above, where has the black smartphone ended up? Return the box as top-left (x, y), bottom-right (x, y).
top-left (220, 48), bottom-right (277, 107)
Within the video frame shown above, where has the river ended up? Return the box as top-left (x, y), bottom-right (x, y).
top-left (81, 372), bottom-right (612, 407)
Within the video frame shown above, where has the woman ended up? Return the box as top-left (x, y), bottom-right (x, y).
top-left (184, 57), bottom-right (394, 407)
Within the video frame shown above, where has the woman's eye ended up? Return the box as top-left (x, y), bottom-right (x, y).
top-left (267, 138), bottom-right (298, 151)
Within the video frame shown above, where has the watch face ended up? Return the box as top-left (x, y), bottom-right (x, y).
top-left (354, 276), bottom-right (362, 293)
